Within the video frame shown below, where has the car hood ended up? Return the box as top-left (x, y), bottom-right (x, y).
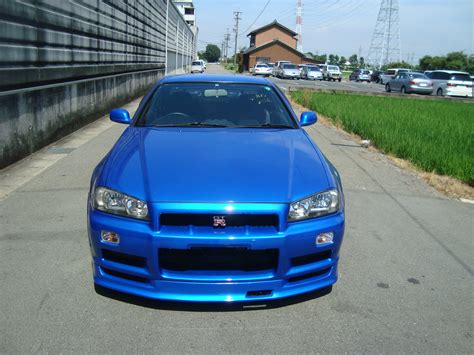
top-left (102, 127), bottom-right (331, 203)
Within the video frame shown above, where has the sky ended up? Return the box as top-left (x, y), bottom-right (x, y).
top-left (193, 0), bottom-right (473, 64)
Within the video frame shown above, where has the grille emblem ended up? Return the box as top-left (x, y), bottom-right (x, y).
top-left (213, 216), bottom-right (226, 227)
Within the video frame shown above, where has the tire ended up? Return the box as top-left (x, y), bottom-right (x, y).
top-left (385, 84), bottom-right (391, 92)
top-left (338, 78), bottom-right (342, 82)
top-left (437, 88), bottom-right (444, 96)
top-left (401, 86), bottom-right (406, 94)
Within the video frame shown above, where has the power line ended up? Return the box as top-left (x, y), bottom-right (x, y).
top-left (240, 0), bottom-right (271, 35)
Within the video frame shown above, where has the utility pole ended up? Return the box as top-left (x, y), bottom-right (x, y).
top-left (224, 29), bottom-right (231, 58)
top-left (296, 0), bottom-right (303, 52)
top-left (233, 11), bottom-right (242, 64)
top-left (367, 0), bottom-right (401, 68)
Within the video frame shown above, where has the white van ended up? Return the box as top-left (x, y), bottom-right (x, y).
top-left (191, 61), bottom-right (204, 73)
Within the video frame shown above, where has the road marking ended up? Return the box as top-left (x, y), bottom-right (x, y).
top-left (460, 198), bottom-right (474, 204)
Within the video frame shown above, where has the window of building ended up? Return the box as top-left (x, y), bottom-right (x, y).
top-left (185, 8), bottom-right (194, 15)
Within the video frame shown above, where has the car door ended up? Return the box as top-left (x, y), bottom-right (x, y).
top-left (391, 74), bottom-right (401, 90)
top-left (397, 73), bottom-right (408, 90)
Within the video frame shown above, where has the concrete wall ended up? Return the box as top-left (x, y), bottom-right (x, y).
top-left (0, 0), bottom-right (196, 168)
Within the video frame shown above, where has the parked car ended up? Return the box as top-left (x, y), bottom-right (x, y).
top-left (301, 66), bottom-right (323, 80)
top-left (385, 72), bottom-right (433, 95)
top-left (321, 65), bottom-right (342, 81)
top-left (379, 68), bottom-right (411, 84)
top-left (191, 61), bottom-right (204, 73)
top-left (253, 63), bottom-right (272, 76)
top-left (88, 74), bottom-right (345, 302)
top-left (426, 70), bottom-right (473, 97)
top-left (370, 70), bottom-right (382, 83)
top-left (349, 69), bottom-right (371, 82)
top-left (278, 63), bottom-right (301, 79)
top-left (273, 60), bottom-right (291, 77)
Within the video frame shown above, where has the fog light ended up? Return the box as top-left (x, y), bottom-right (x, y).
top-left (316, 232), bottom-right (334, 245)
top-left (101, 231), bottom-right (120, 244)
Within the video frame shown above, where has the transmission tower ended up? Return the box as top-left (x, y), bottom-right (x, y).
top-left (296, 0), bottom-right (303, 52)
top-left (367, 0), bottom-right (401, 68)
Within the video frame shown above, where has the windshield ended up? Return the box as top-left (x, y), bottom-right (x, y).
top-left (308, 66), bottom-right (320, 71)
top-left (361, 70), bottom-right (370, 74)
top-left (135, 83), bottom-right (297, 128)
top-left (409, 73), bottom-right (428, 79)
top-left (328, 66), bottom-right (339, 71)
top-left (283, 64), bottom-right (297, 69)
top-left (192, 61), bottom-right (201, 66)
top-left (256, 64), bottom-right (269, 68)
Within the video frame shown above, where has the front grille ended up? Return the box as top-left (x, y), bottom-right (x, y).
top-left (291, 250), bottom-right (331, 267)
top-left (160, 213), bottom-right (278, 228)
top-left (159, 247), bottom-right (279, 271)
top-left (102, 249), bottom-right (146, 267)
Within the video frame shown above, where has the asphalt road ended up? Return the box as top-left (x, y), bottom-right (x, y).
top-left (1, 64), bottom-right (473, 353)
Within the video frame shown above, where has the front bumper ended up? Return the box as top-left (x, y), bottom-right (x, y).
top-left (88, 203), bottom-right (345, 302)
top-left (282, 72), bottom-right (300, 79)
top-left (308, 73), bottom-right (323, 80)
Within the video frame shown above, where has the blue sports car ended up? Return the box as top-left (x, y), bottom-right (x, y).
top-left (88, 74), bottom-right (345, 302)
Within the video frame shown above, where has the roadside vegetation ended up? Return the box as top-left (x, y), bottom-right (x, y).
top-left (223, 62), bottom-right (238, 72)
top-left (291, 91), bottom-right (474, 185)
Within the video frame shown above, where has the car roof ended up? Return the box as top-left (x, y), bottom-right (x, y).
top-left (432, 70), bottom-right (469, 74)
top-left (160, 74), bottom-right (271, 85)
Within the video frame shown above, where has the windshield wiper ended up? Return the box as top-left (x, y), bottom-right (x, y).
top-left (238, 123), bottom-right (295, 129)
top-left (155, 122), bottom-right (229, 128)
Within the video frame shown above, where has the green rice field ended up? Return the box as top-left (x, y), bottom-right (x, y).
top-left (291, 91), bottom-right (474, 185)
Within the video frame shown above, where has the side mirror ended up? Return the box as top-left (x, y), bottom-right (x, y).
top-left (300, 111), bottom-right (317, 126)
top-left (110, 108), bottom-right (131, 124)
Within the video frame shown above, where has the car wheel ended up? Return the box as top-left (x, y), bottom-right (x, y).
top-left (401, 86), bottom-right (406, 94)
top-left (437, 88), bottom-right (444, 96)
top-left (385, 84), bottom-right (391, 92)
top-left (338, 78), bottom-right (342, 82)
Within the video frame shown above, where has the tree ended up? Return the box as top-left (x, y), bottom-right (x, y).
top-left (445, 51), bottom-right (468, 70)
top-left (314, 54), bottom-right (327, 63)
top-left (349, 54), bottom-right (358, 68)
top-left (202, 44), bottom-right (221, 62)
top-left (328, 54), bottom-right (336, 65)
top-left (338, 56), bottom-right (347, 68)
top-left (359, 57), bottom-right (365, 67)
top-left (418, 52), bottom-right (472, 73)
top-left (381, 61), bottom-right (413, 71)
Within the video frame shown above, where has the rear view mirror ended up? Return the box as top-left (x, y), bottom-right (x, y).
top-left (204, 89), bottom-right (228, 97)
top-left (110, 108), bottom-right (131, 124)
top-left (300, 111), bottom-right (317, 126)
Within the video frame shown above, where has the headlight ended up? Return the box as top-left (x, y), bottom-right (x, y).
top-left (94, 187), bottom-right (149, 220)
top-left (288, 189), bottom-right (340, 221)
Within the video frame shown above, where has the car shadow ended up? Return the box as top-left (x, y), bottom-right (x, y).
top-left (94, 284), bottom-right (333, 312)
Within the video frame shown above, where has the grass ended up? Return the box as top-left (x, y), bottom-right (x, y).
top-left (223, 62), bottom-right (238, 72)
top-left (290, 90), bottom-right (474, 185)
